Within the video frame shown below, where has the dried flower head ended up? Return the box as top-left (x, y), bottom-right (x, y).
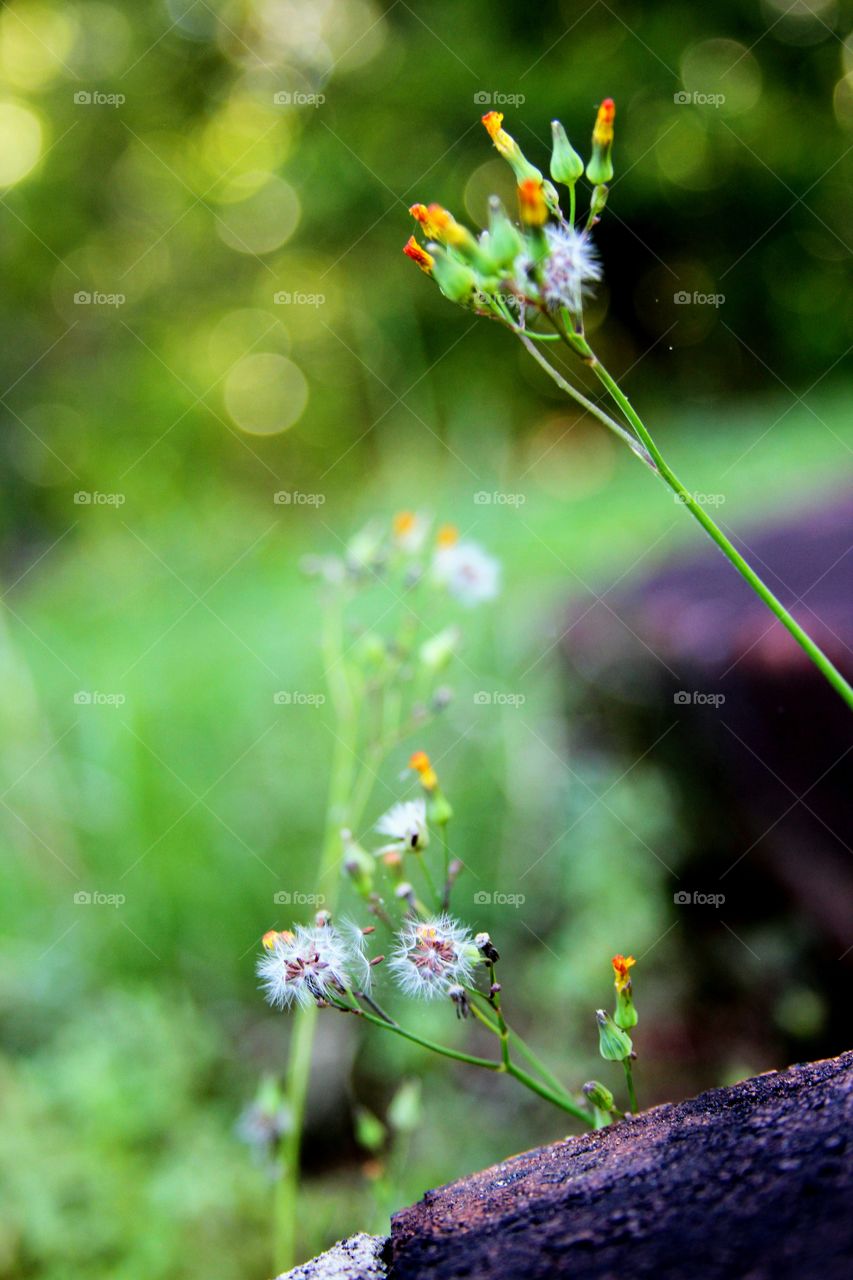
top-left (257, 923), bottom-right (353, 1009)
top-left (388, 914), bottom-right (475, 999)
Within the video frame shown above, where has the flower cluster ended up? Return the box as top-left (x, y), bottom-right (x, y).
top-left (303, 512), bottom-right (500, 609)
top-left (403, 102), bottom-right (615, 328)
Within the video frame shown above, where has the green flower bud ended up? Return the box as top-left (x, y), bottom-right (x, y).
top-left (427, 787), bottom-right (453, 826)
top-left (430, 246), bottom-right (477, 304)
top-left (341, 828), bottom-right (373, 896)
top-left (589, 183), bottom-right (609, 220)
top-left (486, 197), bottom-right (523, 269)
top-left (582, 1080), bottom-right (615, 1112)
top-left (615, 984), bottom-right (638, 1030)
top-left (419, 625), bottom-right (460, 673)
top-left (596, 1008), bottom-right (633, 1062)
top-left (550, 120), bottom-right (584, 186)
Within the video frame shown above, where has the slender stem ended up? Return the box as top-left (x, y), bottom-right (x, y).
top-left (347, 1001), bottom-right (503, 1070)
top-left (623, 1059), bottom-right (639, 1114)
top-left (573, 337), bottom-right (853, 711)
top-left (506, 1060), bottom-right (592, 1123)
top-left (517, 332), bottom-right (656, 467)
top-left (467, 999), bottom-right (502, 1037)
top-left (506, 1028), bottom-right (573, 1100)
top-left (568, 184), bottom-right (576, 229)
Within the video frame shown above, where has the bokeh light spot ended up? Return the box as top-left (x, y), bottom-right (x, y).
top-left (0, 101), bottom-right (43, 187)
top-left (224, 352), bottom-right (308, 435)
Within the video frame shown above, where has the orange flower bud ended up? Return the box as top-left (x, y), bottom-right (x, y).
top-left (403, 235), bottom-right (434, 274)
top-left (262, 929), bottom-right (279, 950)
top-left (612, 953), bottom-right (635, 993)
top-left (517, 178), bottom-right (548, 227)
top-left (394, 510), bottom-right (417, 538)
top-left (409, 750), bottom-right (438, 791)
top-left (593, 98), bottom-right (615, 148)
top-left (436, 523), bottom-right (459, 548)
top-left (482, 110), bottom-right (510, 148)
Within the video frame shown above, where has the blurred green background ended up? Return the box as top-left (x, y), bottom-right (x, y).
top-left (1, 1), bottom-right (851, 1276)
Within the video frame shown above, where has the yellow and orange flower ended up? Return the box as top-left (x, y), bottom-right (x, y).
top-left (409, 749), bottom-right (438, 791)
top-left (262, 928), bottom-right (294, 950)
top-left (436, 523), bottom-right (459, 549)
top-left (403, 235), bottom-right (434, 274)
top-left (517, 177), bottom-right (548, 227)
top-left (593, 98), bottom-right (615, 148)
top-left (482, 110), bottom-right (512, 153)
top-left (612, 953), bottom-right (635, 992)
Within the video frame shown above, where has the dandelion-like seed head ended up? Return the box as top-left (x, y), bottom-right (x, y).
top-left (540, 225), bottom-right (601, 313)
top-left (388, 914), bottom-right (475, 999)
top-left (375, 797), bottom-right (429, 851)
top-left (433, 540), bottom-right (500, 607)
top-left (257, 923), bottom-right (353, 1010)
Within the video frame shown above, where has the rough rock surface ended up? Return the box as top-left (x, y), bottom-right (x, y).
top-left (390, 1051), bottom-right (853, 1279)
top-left (275, 1233), bottom-right (387, 1280)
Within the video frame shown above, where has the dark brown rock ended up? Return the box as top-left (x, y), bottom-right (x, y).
top-left (390, 1051), bottom-right (853, 1279)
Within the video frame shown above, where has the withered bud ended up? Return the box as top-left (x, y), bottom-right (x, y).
top-left (475, 931), bottom-right (500, 964)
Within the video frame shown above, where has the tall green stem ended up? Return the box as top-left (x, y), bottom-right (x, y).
top-left (566, 334), bottom-right (853, 711)
top-left (623, 1059), bottom-right (638, 1114)
top-left (274, 602), bottom-right (360, 1270)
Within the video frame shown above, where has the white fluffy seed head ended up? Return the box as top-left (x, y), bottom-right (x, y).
top-left (433, 541), bottom-right (501, 607)
top-left (257, 924), bottom-right (353, 1010)
top-left (375, 798), bottom-right (429, 850)
top-left (540, 225), bottom-right (602, 313)
top-left (388, 914), bottom-right (475, 1000)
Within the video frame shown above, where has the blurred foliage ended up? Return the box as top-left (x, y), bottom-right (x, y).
top-left (1, 0), bottom-right (851, 1275)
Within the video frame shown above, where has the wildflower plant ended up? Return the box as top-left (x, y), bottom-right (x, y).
top-left (403, 104), bottom-right (853, 710)
top-left (256, 513), bottom-right (636, 1269)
